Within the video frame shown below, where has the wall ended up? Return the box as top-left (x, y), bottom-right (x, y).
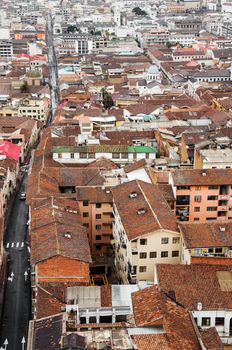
top-left (78, 200), bottom-right (113, 254)
top-left (113, 204), bottom-right (181, 283)
top-left (192, 309), bottom-right (232, 341)
top-left (37, 256), bottom-right (89, 284)
top-left (191, 256), bottom-right (232, 265)
top-left (175, 185), bottom-right (232, 222)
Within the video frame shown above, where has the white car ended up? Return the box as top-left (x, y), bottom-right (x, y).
top-left (20, 192), bottom-right (26, 200)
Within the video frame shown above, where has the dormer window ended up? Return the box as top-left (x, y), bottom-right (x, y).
top-left (137, 208), bottom-right (146, 215)
top-left (129, 192), bottom-right (138, 198)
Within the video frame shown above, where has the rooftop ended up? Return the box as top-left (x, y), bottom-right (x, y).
top-left (172, 169), bottom-right (232, 186)
top-left (111, 180), bottom-right (178, 240)
top-left (157, 264), bottom-right (232, 310)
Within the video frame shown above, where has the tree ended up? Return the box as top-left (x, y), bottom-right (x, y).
top-left (132, 7), bottom-right (147, 16)
top-left (67, 25), bottom-right (78, 33)
top-left (166, 41), bottom-right (172, 48)
top-left (20, 82), bottom-right (29, 93)
top-left (101, 89), bottom-right (114, 109)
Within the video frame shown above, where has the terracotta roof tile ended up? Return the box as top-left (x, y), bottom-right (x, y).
top-left (157, 264), bottom-right (232, 309)
top-left (36, 285), bottom-right (64, 319)
top-left (201, 328), bottom-right (223, 350)
top-left (172, 168), bottom-right (232, 186)
top-left (180, 222), bottom-right (232, 248)
top-left (132, 286), bottom-right (201, 350)
top-left (111, 180), bottom-right (178, 240)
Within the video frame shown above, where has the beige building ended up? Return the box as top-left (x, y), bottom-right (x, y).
top-left (18, 98), bottom-right (50, 123)
top-left (112, 180), bottom-right (180, 283)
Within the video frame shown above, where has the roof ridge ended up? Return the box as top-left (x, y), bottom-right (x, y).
top-left (55, 222), bottom-right (60, 255)
top-left (137, 180), bottom-right (162, 230)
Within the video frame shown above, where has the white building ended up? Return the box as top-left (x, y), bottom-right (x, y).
top-left (112, 180), bottom-right (181, 283)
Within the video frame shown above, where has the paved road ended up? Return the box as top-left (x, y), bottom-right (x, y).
top-left (0, 175), bottom-right (31, 350)
top-left (47, 13), bottom-right (59, 124)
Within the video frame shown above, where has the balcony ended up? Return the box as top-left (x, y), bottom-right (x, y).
top-left (217, 206), bottom-right (228, 212)
top-left (219, 195), bottom-right (229, 200)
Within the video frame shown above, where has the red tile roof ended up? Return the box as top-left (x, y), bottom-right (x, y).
top-left (172, 168), bottom-right (232, 186)
top-left (111, 180), bottom-right (178, 240)
top-left (180, 222), bottom-right (232, 248)
top-left (157, 264), bottom-right (232, 309)
top-left (132, 286), bottom-right (201, 350)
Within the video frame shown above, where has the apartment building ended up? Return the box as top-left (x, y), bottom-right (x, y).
top-left (139, 29), bottom-right (169, 48)
top-left (76, 187), bottom-right (114, 254)
top-left (0, 40), bottom-right (13, 59)
top-left (111, 180), bottom-right (180, 284)
top-left (18, 98), bottom-right (49, 123)
top-left (171, 169), bottom-right (232, 222)
top-left (52, 144), bottom-right (156, 165)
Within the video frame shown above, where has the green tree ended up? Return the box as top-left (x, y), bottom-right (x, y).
top-left (67, 25), bottom-right (78, 33)
top-left (101, 89), bottom-right (114, 109)
top-left (20, 82), bottom-right (29, 93)
top-left (132, 7), bottom-right (147, 16)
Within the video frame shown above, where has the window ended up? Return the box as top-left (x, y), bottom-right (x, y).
top-left (140, 239), bottom-right (147, 245)
top-left (70, 153), bottom-right (74, 159)
top-left (173, 237), bottom-right (180, 244)
top-left (140, 252), bottom-right (147, 259)
top-left (96, 203), bottom-right (102, 208)
top-left (89, 153), bottom-right (95, 159)
top-left (172, 250), bottom-right (179, 257)
top-left (112, 153), bottom-right (120, 159)
top-left (150, 252), bottom-right (157, 258)
top-left (195, 186), bottom-right (201, 191)
top-left (202, 317), bottom-right (211, 326)
top-left (161, 237), bottom-right (169, 244)
top-left (132, 251), bottom-right (138, 255)
top-left (207, 207), bottom-right (217, 211)
top-left (139, 266), bottom-right (146, 273)
top-left (83, 212), bottom-right (89, 218)
top-left (194, 207), bottom-right (200, 212)
top-left (215, 248), bottom-right (222, 253)
top-left (208, 185), bottom-right (218, 190)
top-left (176, 195), bottom-right (190, 205)
top-left (177, 186), bottom-right (190, 190)
top-left (121, 153), bottom-right (128, 158)
top-left (83, 200), bottom-right (89, 207)
top-left (194, 218), bottom-right (200, 221)
top-left (206, 217), bottom-right (216, 221)
top-left (96, 235), bottom-right (101, 240)
top-left (215, 317), bottom-right (224, 326)
top-left (96, 214), bottom-right (101, 219)
top-left (83, 223), bottom-right (89, 228)
top-left (80, 153), bottom-right (87, 159)
top-left (207, 195), bottom-right (218, 200)
top-left (96, 225), bottom-right (101, 230)
top-left (194, 195), bottom-right (202, 202)
top-left (161, 251), bottom-right (168, 258)
top-left (95, 244), bottom-right (101, 251)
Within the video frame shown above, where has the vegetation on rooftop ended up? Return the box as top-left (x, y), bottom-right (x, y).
top-left (132, 7), bottom-right (147, 16)
top-left (20, 81), bottom-right (29, 93)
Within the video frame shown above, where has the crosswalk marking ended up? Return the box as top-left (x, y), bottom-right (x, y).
top-left (5, 242), bottom-right (26, 249)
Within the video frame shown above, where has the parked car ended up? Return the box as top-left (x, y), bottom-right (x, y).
top-left (20, 192), bottom-right (26, 200)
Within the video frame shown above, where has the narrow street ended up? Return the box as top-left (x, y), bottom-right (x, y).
top-left (0, 175), bottom-right (31, 350)
top-left (47, 13), bottom-right (59, 123)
